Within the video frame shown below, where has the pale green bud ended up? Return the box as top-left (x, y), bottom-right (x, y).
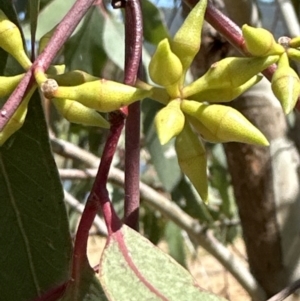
top-left (155, 99), bottom-right (185, 145)
top-left (52, 98), bottom-right (110, 128)
top-left (190, 75), bottom-right (262, 103)
top-left (183, 55), bottom-right (279, 98)
top-left (0, 10), bottom-right (31, 70)
top-left (171, 0), bottom-right (207, 73)
top-left (242, 25), bottom-right (285, 57)
top-left (0, 74), bottom-right (24, 98)
top-left (175, 122), bottom-right (208, 202)
top-left (271, 53), bottom-right (300, 114)
top-left (41, 79), bottom-right (151, 113)
top-left (0, 86), bottom-right (36, 146)
top-left (181, 100), bottom-right (269, 146)
top-left (149, 38), bottom-right (182, 97)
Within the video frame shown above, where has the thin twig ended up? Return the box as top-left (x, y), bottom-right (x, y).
top-left (59, 168), bottom-right (97, 179)
top-left (267, 278), bottom-right (300, 301)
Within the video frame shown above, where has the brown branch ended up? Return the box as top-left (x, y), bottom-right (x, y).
top-left (267, 279), bottom-right (300, 301)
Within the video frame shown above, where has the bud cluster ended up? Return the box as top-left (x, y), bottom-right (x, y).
top-left (242, 24), bottom-right (300, 114)
top-left (2, 2), bottom-right (300, 204)
top-left (0, 10), bottom-right (151, 146)
top-left (146, 0), bottom-right (276, 202)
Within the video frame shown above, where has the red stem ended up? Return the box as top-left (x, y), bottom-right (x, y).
top-left (0, 0), bottom-right (95, 131)
top-left (71, 113), bottom-right (124, 281)
top-left (123, 0), bottom-right (143, 229)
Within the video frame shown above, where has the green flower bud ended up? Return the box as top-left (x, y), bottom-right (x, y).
top-left (0, 86), bottom-right (36, 146)
top-left (41, 79), bottom-right (151, 113)
top-left (155, 98), bottom-right (185, 145)
top-left (183, 55), bottom-right (279, 98)
top-left (287, 48), bottom-right (300, 62)
top-left (190, 75), bottom-right (262, 103)
top-left (50, 70), bottom-right (99, 86)
top-left (46, 65), bottom-right (66, 76)
top-left (135, 79), bottom-right (170, 105)
top-left (0, 73), bottom-right (24, 98)
top-left (289, 36), bottom-right (300, 48)
top-left (149, 38), bottom-right (182, 97)
top-left (0, 10), bottom-right (31, 70)
top-left (242, 25), bottom-right (285, 57)
top-left (181, 100), bottom-right (269, 146)
top-left (171, 0), bottom-right (207, 73)
top-left (175, 122), bottom-right (208, 202)
top-left (187, 115), bottom-right (225, 143)
top-left (271, 53), bottom-right (300, 114)
top-left (52, 98), bottom-right (110, 128)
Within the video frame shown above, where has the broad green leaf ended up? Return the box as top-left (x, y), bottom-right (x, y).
top-left (141, 0), bottom-right (170, 45)
top-left (29, 0), bottom-right (40, 53)
top-left (142, 100), bottom-right (181, 192)
top-left (99, 225), bottom-right (227, 301)
top-left (165, 221), bottom-right (186, 268)
top-left (141, 206), bottom-right (165, 245)
top-left (172, 177), bottom-right (213, 223)
top-left (23, 0), bottom-right (75, 40)
top-left (60, 262), bottom-right (108, 301)
top-left (0, 91), bottom-right (72, 301)
top-left (102, 15), bottom-right (125, 70)
top-left (64, 7), bottom-right (107, 75)
top-left (102, 14), bottom-right (152, 78)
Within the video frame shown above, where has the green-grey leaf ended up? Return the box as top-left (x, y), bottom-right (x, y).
top-left (64, 6), bottom-right (107, 75)
top-left (29, 0), bottom-right (40, 54)
top-left (0, 92), bottom-right (72, 301)
top-left (103, 15), bottom-right (125, 70)
top-left (141, 0), bottom-right (170, 45)
top-left (23, 0), bottom-right (75, 41)
top-left (165, 221), bottom-right (187, 268)
top-left (99, 225), bottom-right (227, 301)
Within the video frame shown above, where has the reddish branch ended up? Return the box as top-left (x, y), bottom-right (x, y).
top-left (123, 0), bottom-right (143, 230)
top-left (0, 0), bottom-right (96, 131)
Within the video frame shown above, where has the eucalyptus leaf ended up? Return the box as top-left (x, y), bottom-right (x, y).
top-left (141, 0), bottom-right (170, 45)
top-left (29, 0), bottom-right (40, 53)
top-left (0, 91), bottom-right (72, 301)
top-left (165, 221), bottom-right (186, 268)
top-left (23, 0), bottom-right (76, 40)
top-left (64, 7), bottom-right (107, 75)
top-left (99, 225), bottom-right (227, 301)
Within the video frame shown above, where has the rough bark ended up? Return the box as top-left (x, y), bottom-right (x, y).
top-left (224, 80), bottom-right (300, 297)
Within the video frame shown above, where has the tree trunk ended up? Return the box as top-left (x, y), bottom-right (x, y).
top-left (224, 78), bottom-right (300, 297)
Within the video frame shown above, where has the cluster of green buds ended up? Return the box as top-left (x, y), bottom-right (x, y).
top-left (2, 1), bottom-right (300, 204)
top-left (0, 10), bottom-right (151, 146)
top-left (242, 25), bottom-right (300, 114)
top-left (146, 0), bottom-right (282, 202)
